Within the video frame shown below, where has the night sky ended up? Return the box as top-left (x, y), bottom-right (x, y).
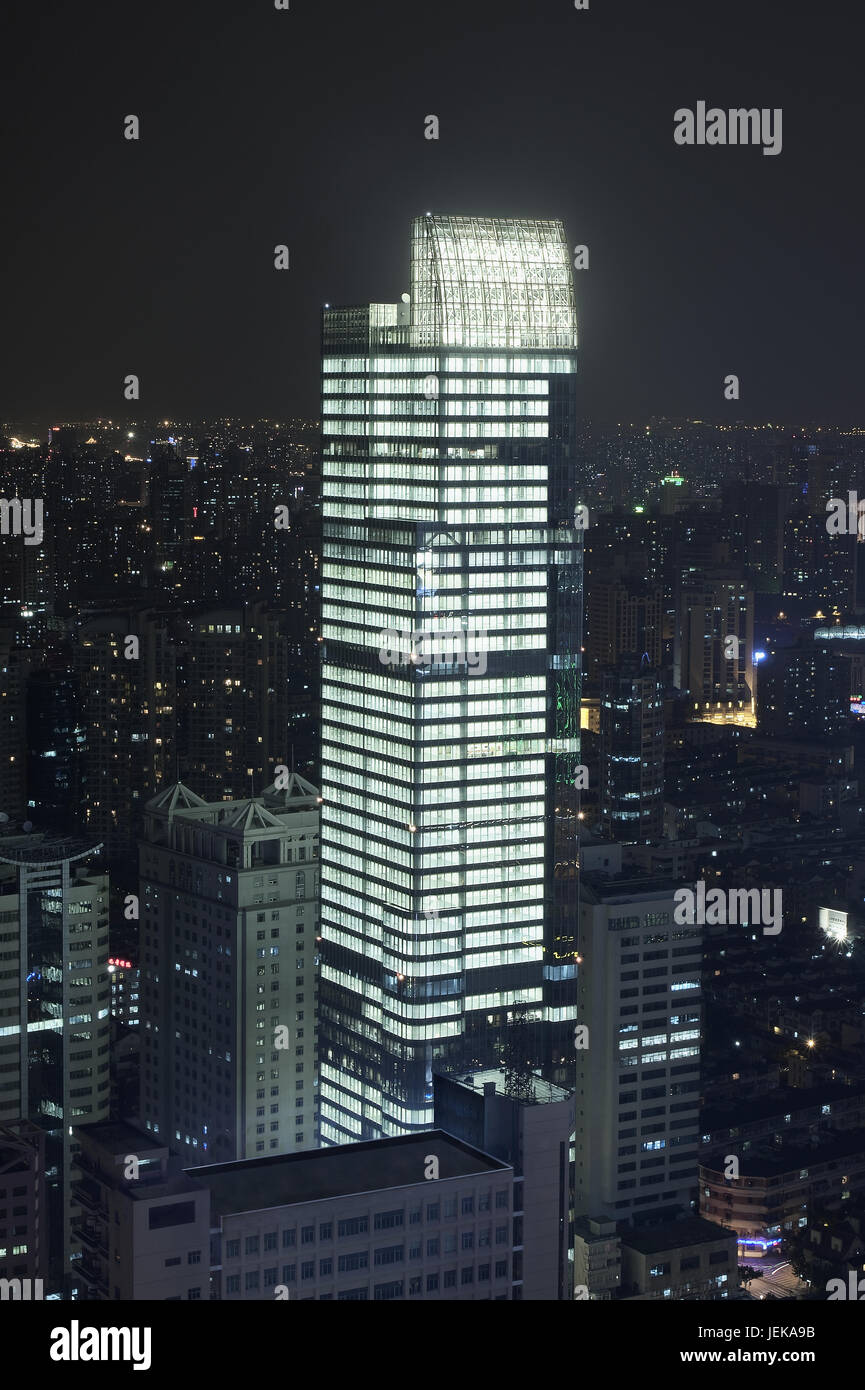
top-left (2, 0), bottom-right (863, 427)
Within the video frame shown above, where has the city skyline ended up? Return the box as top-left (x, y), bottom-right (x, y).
top-left (3, 0), bottom-right (865, 1331)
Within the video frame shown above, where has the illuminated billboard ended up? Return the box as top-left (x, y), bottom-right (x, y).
top-left (819, 907), bottom-right (848, 941)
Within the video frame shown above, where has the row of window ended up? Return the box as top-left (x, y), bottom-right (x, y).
top-left (322, 377), bottom-right (550, 395)
top-left (223, 1262), bottom-right (510, 1294)
top-left (224, 1195), bottom-right (510, 1255)
top-left (322, 355), bottom-right (574, 374)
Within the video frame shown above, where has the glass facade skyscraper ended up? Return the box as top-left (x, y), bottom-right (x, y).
top-left (319, 215), bottom-right (582, 1143)
top-left (599, 656), bottom-right (665, 843)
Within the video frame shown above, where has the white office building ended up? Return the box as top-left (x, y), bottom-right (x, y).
top-left (138, 775), bottom-right (320, 1164)
top-left (319, 215), bottom-right (583, 1142)
top-left (575, 874), bottom-right (703, 1225)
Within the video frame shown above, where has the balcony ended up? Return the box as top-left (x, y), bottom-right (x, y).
top-left (74, 1151), bottom-right (101, 1178)
top-left (73, 1221), bottom-right (108, 1257)
top-left (71, 1177), bottom-right (108, 1218)
top-left (77, 1257), bottom-right (109, 1295)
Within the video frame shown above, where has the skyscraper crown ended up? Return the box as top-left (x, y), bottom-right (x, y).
top-left (410, 214), bottom-right (578, 350)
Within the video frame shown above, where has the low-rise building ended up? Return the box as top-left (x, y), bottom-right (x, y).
top-left (199, 1131), bottom-right (513, 1301)
top-left (71, 1120), bottom-right (211, 1301)
top-left (620, 1217), bottom-right (738, 1300)
top-left (700, 1130), bottom-right (865, 1238)
top-left (71, 1125), bottom-right (515, 1301)
top-left (700, 1084), bottom-right (865, 1153)
top-left (573, 1215), bottom-right (621, 1299)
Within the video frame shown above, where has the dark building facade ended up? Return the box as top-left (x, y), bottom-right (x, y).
top-left (598, 657), bottom-right (665, 843)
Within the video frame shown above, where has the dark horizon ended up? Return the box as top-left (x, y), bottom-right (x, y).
top-left (7, 417), bottom-right (865, 446)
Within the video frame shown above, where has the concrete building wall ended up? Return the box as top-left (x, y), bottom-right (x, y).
top-left (518, 1099), bottom-right (571, 1299)
top-left (700, 1139), bottom-right (865, 1237)
top-left (73, 1122), bottom-right (210, 1301)
top-left (573, 1216), bottom-right (621, 1298)
top-left (0, 1120), bottom-right (46, 1284)
top-left (434, 1071), bottom-right (573, 1299)
top-left (126, 1190), bottom-right (211, 1301)
top-left (214, 1169), bottom-right (513, 1302)
top-left (621, 1224), bottom-right (737, 1299)
top-left (139, 777), bottom-right (320, 1164)
top-left (576, 879), bottom-right (702, 1224)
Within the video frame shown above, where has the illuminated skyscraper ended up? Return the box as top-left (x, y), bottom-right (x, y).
top-left (319, 215), bottom-right (582, 1142)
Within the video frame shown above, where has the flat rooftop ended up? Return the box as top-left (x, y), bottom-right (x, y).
top-left (581, 874), bottom-right (679, 905)
top-left (75, 1121), bottom-right (200, 1201)
top-left (702, 1128), bottom-right (865, 1177)
top-left (76, 1120), bottom-right (166, 1156)
top-left (622, 1217), bottom-right (736, 1256)
top-left (449, 1067), bottom-right (572, 1105)
top-left (702, 1082), bottom-right (865, 1133)
top-left (188, 1130), bottom-right (510, 1217)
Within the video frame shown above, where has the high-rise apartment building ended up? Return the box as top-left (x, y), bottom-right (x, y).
top-left (138, 775), bottom-right (320, 1165)
top-left (0, 446), bottom-right (54, 645)
top-left (0, 629), bottom-right (27, 824)
top-left (783, 489), bottom-right (857, 611)
top-left (26, 661), bottom-right (83, 832)
top-left (319, 214), bottom-right (583, 1143)
top-left (674, 571), bottom-right (754, 726)
top-left (575, 873), bottom-right (702, 1227)
top-left (0, 834), bottom-right (110, 1288)
top-left (585, 578), bottom-right (664, 681)
top-left (175, 604), bottom-right (291, 804)
top-left (721, 482), bottom-right (792, 595)
top-left (73, 603), bottom-right (297, 861)
top-left (107, 954), bottom-right (140, 1028)
top-left (757, 641), bottom-right (850, 740)
top-left (74, 610), bottom-right (176, 857)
